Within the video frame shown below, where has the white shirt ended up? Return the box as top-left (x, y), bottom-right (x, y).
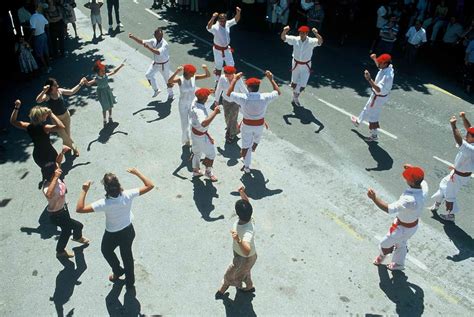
top-left (232, 219), bottom-right (256, 257)
top-left (190, 101), bottom-right (210, 133)
top-left (30, 12), bottom-right (49, 36)
top-left (91, 188), bottom-right (140, 233)
top-left (143, 38), bottom-right (169, 63)
top-left (376, 6), bottom-right (388, 29)
top-left (215, 76), bottom-right (248, 102)
top-left (207, 18), bottom-right (237, 47)
top-left (406, 26), bottom-right (427, 46)
top-left (178, 75), bottom-right (196, 102)
top-left (374, 65), bottom-right (394, 96)
top-left (388, 181), bottom-right (428, 223)
top-left (442, 23), bottom-right (464, 44)
top-left (285, 35), bottom-right (320, 62)
top-left (300, 0), bottom-right (314, 11)
top-left (454, 140), bottom-right (474, 173)
top-left (230, 91), bottom-right (279, 120)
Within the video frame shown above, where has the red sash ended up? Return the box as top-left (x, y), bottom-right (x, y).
top-left (192, 127), bottom-right (214, 144)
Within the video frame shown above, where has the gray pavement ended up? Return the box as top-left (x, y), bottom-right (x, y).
top-left (0, 2), bottom-right (473, 316)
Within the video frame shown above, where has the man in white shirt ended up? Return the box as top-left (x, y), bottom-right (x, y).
top-left (206, 7), bottom-right (241, 81)
top-left (368, 165), bottom-right (428, 271)
top-left (430, 112), bottom-right (474, 222)
top-left (190, 88), bottom-right (221, 182)
top-left (281, 25), bottom-right (323, 106)
top-left (351, 53), bottom-right (395, 142)
top-left (30, 4), bottom-right (51, 73)
top-left (215, 65), bottom-right (248, 143)
top-left (370, 2), bottom-right (390, 53)
top-left (129, 28), bottom-right (174, 99)
top-left (227, 71), bottom-right (281, 174)
top-left (405, 20), bottom-right (427, 65)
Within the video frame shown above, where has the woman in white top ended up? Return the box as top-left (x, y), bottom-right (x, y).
top-left (216, 186), bottom-right (257, 299)
top-left (76, 168), bottom-right (154, 290)
top-left (168, 64), bottom-right (210, 146)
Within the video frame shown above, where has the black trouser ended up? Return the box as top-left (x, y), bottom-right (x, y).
top-left (107, 0), bottom-right (121, 26)
top-left (101, 224), bottom-right (135, 288)
top-left (49, 207), bottom-right (83, 253)
top-left (49, 20), bottom-right (65, 56)
top-left (405, 43), bottom-right (419, 65)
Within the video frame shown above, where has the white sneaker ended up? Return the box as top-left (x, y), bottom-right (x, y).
top-left (240, 166), bottom-right (251, 174)
top-left (439, 213), bottom-right (455, 222)
top-left (205, 170), bottom-right (218, 182)
top-left (152, 89), bottom-right (161, 98)
top-left (117, 22), bottom-right (124, 28)
top-left (351, 116), bottom-right (360, 127)
top-left (292, 98), bottom-right (301, 106)
top-left (168, 93), bottom-right (174, 100)
top-left (429, 203), bottom-right (440, 212)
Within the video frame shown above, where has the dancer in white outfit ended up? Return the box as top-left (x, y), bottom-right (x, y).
top-left (368, 165), bottom-right (428, 271)
top-left (168, 64), bottom-right (211, 146)
top-left (129, 28), bottom-right (174, 99)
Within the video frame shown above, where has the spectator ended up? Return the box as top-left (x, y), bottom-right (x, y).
top-left (106, 0), bottom-right (122, 30)
top-left (405, 20), bottom-right (427, 66)
top-left (15, 34), bottom-right (38, 75)
top-left (84, 0), bottom-right (104, 39)
top-left (370, 0), bottom-right (390, 54)
top-left (464, 39), bottom-right (474, 93)
top-left (442, 16), bottom-right (464, 45)
top-left (62, 0), bottom-right (79, 38)
top-left (295, 0), bottom-right (312, 29)
top-left (307, 0), bottom-right (324, 31)
top-left (29, 3), bottom-right (51, 72)
top-left (17, 3), bottom-right (32, 39)
top-left (425, 0), bottom-right (449, 43)
top-left (376, 15), bottom-right (399, 55)
top-left (44, 0), bottom-right (65, 57)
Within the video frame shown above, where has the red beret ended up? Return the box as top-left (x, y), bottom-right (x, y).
top-left (402, 166), bottom-right (424, 183)
top-left (298, 26), bottom-right (310, 33)
top-left (223, 66), bottom-right (236, 74)
top-left (468, 127), bottom-right (474, 135)
top-left (245, 77), bottom-right (261, 86)
top-left (195, 88), bottom-right (211, 99)
top-left (183, 64), bottom-right (197, 74)
top-left (376, 54), bottom-right (392, 64)
top-left (95, 60), bottom-right (105, 70)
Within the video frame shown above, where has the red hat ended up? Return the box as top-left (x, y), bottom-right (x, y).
top-left (95, 60), bottom-right (105, 70)
top-left (195, 88), bottom-right (211, 99)
top-left (402, 166), bottom-right (424, 183)
top-left (468, 127), bottom-right (474, 135)
top-left (183, 64), bottom-right (197, 75)
top-left (298, 26), bottom-right (310, 33)
top-left (376, 54), bottom-right (392, 64)
top-left (245, 78), bottom-right (261, 86)
top-left (223, 65), bottom-right (236, 74)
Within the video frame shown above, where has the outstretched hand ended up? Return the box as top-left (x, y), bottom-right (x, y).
top-left (82, 181), bottom-right (92, 191)
top-left (283, 25), bottom-right (290, 32)
top-left (367, 188), bottom-right (376, 200)
top-left (14, 99), bottom-right (21, 108)
top-left (127, 167), bottom-right (140, 175)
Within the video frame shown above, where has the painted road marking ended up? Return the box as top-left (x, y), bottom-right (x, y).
top-left (183, 30), bottom-right (212, 46)
top-left (433, 156), bottom-right (474, 178)
top-left (133, 0), bottom-right (139, 3)
top-left (139, 79), bottom-right (150, 88)
top-left (326, 211), bottom-right (363, 241)
top-left (145, 8), bottom-right (168, 22)
top-left (431, 285), bottom-right (459, 304)
top-left (425, 84), bottom-right (462, 100)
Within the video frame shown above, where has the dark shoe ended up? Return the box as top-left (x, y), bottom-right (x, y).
top-left (108, 117), bottom-right (113, 123)
top-left (238, 287), bottom-right (256, 293)
top-left (215, 291), bottom-right (227, 300)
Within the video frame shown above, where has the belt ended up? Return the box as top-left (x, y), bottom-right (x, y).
top-left (369, 91), bottom-right (388, 108)
top-left (454, 169), bottom-right (472, 177)
top-left (153, 59), bottom-right (169, 71)
top-left (291, 59), bottom-right (311, 72)
top-left (242, 118), bottom-right (265, 126)
top-left (389, 217), bottom-right (418, 233)
top-left (213, 44), bottom-right (234, 58)
top-left (192, 127), bottom-right (214, 144)
top-left (49, 204), bottom-right (68, 215)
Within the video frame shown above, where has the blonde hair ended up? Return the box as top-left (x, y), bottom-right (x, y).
top-left (29, 106), bottom-right (49, 125)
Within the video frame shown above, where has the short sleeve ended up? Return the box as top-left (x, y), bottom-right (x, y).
top-left (388, 197), bottom-right (415, 214)
top-left (378, 6), bottom-right (386, 17)
top-left (309, 37), bottom-right (320, 47)
top-left (215, 76), bottom-right (225, 99)
top-left (284, 35), bottom-right (298, 46)
top-left (229, 92), bottom-right (247, 106)
top-left (226, 18), bottom-right (237, 28)
top-left (157, 41), bottom-right (168, 54)
top-left (207, 24), bottom-right (217, 34)
top-left (123, 188), bottom-right (140, 200)
top-left (91, 199), bottom-right (106, 212)
top-left (143, 38), bottom-right (155, 47)
top-left (263, 90), bottom-right (279, 103)
top-left (460, 139), bottom-right (474, 152)
top-left (237, 79), bottom-right (249, 94)
top-left (241, 229), bottom-right (254, 243)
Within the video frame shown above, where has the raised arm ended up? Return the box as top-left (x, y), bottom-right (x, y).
top-left (44, 110), bottom-right (66, 132)
top-left (36, 85), bottom-right (50, 103)
top-left (108, 63), bottom-right (125, 77)
top-left (367, 189), bottom-right (389, 213)
top-left (234, 7), bottom-right (241, 23)
top-left (128, 33), bottom-right (144, 46)
top-left (60, 78), bottom-right (85, 96)
top-left (201, 105), bottom-right (221, 127)
top-left (450, 116), bottom-right (463, 146)
top-left (226, 72), bottom-right (243, 97)
top-left (168, 65), bottom-right (183, 85)
top-left (364, 69), bottom-right (381, 93)
top-left (207, 12), bottom-right (218, 29)
top-left (84, 77), bottom-right (96, 86)
top-left (127, 168), bottom-right (155, 196)
top-left (312, 28), bottom-right (323, 45)
top-left (265, 70), bottom-right (281, 95)
top-left (281, 25), bottom-right (290, 41)
top-left (195, 64), bottom-right (211, 80)
top-left (76, 181), bottom-right (94, 213)
top-left (45, 168), bottom-right (62, 199)
top-left (9, 100), bottom-right (29, 130)
top-left (238, 186), bottom-right (249, 202)
top-left (460, 112), bottom-right (471, 130)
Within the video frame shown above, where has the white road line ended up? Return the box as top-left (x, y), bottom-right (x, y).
top-left (433, 156), bottom-right (474, 178)
top-left (172, 30), bottom-right (400, 140)
top-left (145, 8), bottom-right (168, 22)
top-left (133, 0), bottom-right (139, 4)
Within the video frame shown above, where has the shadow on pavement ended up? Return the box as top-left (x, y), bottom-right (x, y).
top-left (351, 129), bottom-right (393, 172)
top-left (239, 169), bottom-right (283, 200)
top-left (283, 102), bottom-right (324, 133)
top-left (192, 177), bottom-right (224, 222)
top-left (132, 99), bottom-right (172, 123)
top-left (377, 266), bottom-right (424, 317)
top-left (431, 211), bottom-right (473, 262)
top-left (20, 207), bottom-right (60, 239)
top-left (87, 121), bottom-right (128, 151)
top-left (220, 291), bottom-right (257, 317)
top-left (172, 145), bottom-right (193, 180)
top-left (50, 245), bottom-right (88, 317)
top-left (61, 154), bottom-right (91, 179)
top-left (105, 280), bottom-right (143, 317)
top-left (217, 141), bottom-right (241, 167)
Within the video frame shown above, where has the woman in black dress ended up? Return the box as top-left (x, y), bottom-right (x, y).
top-left (10, 99), bottom-right (65, 169)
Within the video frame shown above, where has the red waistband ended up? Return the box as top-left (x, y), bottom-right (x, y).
top-left (293, 59), bottom-right (311, 65)
top-left (454, 169), bottom-right (472, 177)
top-left (243, 118), bottom-right (265, 126)
top-left (396, 218), bottom-right (418, 228)
top-left (153, 59), bottom-right (169, 65)
top-left (213, 44), bottom-right (229, 51)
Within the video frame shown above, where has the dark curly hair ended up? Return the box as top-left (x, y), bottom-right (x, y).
top-left (102, 173), bottom-right (123, 198)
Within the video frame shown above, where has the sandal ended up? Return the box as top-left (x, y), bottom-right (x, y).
top-left (386, 262), bottom-right (405, 271)
top-left (108, 273), bottom-right (123, 282)
top-left (72, 236), bottom-right (90, 244)
top-left (373, 255), bottom-right (385, 265)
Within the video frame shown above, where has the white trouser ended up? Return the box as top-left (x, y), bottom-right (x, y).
top-left (291, 61), bottom-right (311, 92)
top-left (213, 47), bottom-right (234, 71)
top-left (178, 98), bottom-right (192, 144)
top-left (145, 61), bottom-right (172, 94)
top-left (191, 133), bottom-right (216, 168)
top-left (241, 123), bottom-right (264, 168)
top-left (380, 221), bottom-right (418, 266)
top-left (357, 93), bottom-right (389, 123)
top-left (431, 170), bottom-right (471, 213)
